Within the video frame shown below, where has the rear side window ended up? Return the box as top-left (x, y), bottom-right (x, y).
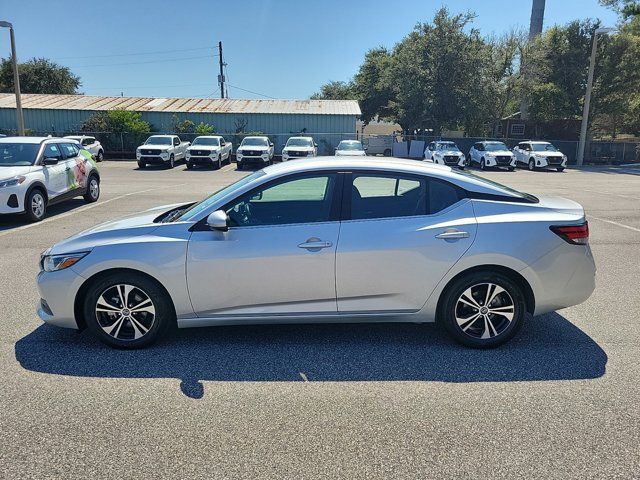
top-left (349, 173), bottom-right (462, 220)
top-left (61, 143), bottom-right (79, 158)
top-left (43, 143), bottom-right (63, 160)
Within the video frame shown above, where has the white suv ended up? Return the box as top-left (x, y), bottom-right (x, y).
top-left (0, 137), bottom-right (100, 222)
top-left (468, 141), bottom-right (516, 171)
top-left (513, 141), bottom-right (567, 172)
top-left (64, 135), bottom-right (104, 162)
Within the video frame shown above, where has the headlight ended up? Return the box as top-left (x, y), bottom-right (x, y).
top-left (0, 176), bottom-right (26, 188)
top-left (160, 152), bottom-right (169, 158)
top-left (41, 252), bottom-right (89, 272)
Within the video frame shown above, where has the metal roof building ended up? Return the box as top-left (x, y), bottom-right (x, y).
top-left (0, 93), bottom-right (361, 135)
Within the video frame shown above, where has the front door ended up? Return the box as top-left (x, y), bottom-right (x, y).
top-left (40, 143), bottom-right (68, 199)
top-left (336, 172), bottom-right (477, 313)
top-left (187, 172), bottom-right (342, 317)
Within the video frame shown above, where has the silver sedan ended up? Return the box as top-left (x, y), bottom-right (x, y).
top-left (36, 158), bottom-right (595, 349)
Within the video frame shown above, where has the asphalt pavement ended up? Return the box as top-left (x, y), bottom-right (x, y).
top-left (1, 161), bottom-right (638, 479)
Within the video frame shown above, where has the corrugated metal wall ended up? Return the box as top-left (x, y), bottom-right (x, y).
top-left (0, 108), bottom-right (357, 135)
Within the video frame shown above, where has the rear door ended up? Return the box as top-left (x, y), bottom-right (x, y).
top-left (187, 171), bottom-right (342, 316)
top-left (60, 142), bottom-right (88, 192)
top-left (335, 171), bottom-right (476, 313)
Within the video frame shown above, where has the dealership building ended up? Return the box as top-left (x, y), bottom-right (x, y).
top-left (0, 93), bottom-right (361, 154)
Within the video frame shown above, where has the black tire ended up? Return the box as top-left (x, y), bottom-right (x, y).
top-left (528, 158), bottom-right (536, 171)
top-left (507, 167), bottom-right (515, 172)
top-left (216, 155), bottom-right (222, 169)
top-left (96, 150), bottom-right (104, 162)
top-left (83, 272), bottom-right (174, 349)
top-left (557, 167), bottom-right (565, 172)
top-left (237, 162), bottom-right (243, 171)
top-left (25, 188), bottom-right (46, 222)
top-left (383, 148), bottom-right (392, 157)
top-left (83, 174), bottom-right (100, 203)
top-left (186, 162), bottom-right (193, 170)
top-left (439, 271), bottom-right (527, 348)
top-left (167, 154), bottom-right (175, 169)
top-left (480, 157), bottom-right (487, 170)
top-left (138, 161), bottom-right (146, 169)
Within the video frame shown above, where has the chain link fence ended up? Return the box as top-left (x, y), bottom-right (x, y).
top-left (19, 130), bottom-right (640, 164)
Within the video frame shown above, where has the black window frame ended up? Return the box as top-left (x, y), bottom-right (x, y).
top-left (60, 142), bottom-right (80, 159)
top-left (42, 142), bottom-right (64, 161)
top-left (341, 170), bottom-right (466, 221)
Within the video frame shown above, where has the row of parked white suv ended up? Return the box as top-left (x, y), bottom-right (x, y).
top-left (425, 140), bottom-right (568, 172)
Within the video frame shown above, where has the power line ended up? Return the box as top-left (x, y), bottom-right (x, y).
top-left (53, 46), bottom-right (218, 60)
top-left (85, 82), bottom-right (214, 91)
top-left (69, 54), bottom-right (215, 68)
top-left (226, 83), bottom-right (275, 99)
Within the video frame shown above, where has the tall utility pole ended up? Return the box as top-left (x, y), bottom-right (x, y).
top-left (577, 27), bottom-right (614, 166)
top-left (528, 0), bottom-right (546, 40)
top-left (0, 21), bottom-right (24, 135)
top-left (218, 41), bottom-right (225, 99)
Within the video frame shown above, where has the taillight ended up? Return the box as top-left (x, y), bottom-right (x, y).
top-left (550, 222), bottom-right (589, 245)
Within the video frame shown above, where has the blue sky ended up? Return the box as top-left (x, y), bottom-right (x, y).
top-left (0, 0), bottom-right (619, 100)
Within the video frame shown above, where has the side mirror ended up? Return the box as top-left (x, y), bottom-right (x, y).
top-left (206, 210), bottom-right (229, 231)
top-left (187, 142), bottom-right (191, 146)
top-left (314, 143), bottom-right (318, 147)
top-left (269, 142), bottom-right (274, 147)
top-left (43, 157), bottom-right (59, 165)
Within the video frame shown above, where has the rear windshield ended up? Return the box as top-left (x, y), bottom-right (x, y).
top-left (0, 143), bottom-right (40, 166)
top-left (456, 170), bottom-right (538, 203)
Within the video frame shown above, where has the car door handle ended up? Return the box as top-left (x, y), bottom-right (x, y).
top-left (298, 238), bottom-right (333, 250)
top-left (435, 229), bottom-right (470, 240)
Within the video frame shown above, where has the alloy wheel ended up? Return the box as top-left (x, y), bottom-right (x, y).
top-left (454, 282), bottom-right (515, 340)
top-left (95, 284), bottom-right (156, 341)
top-left (31, 192), bottom-right (45, 218)
top-left (89, 178), bottom-right (99, 200)
top-left (529, 159), bottom-right (535, 171)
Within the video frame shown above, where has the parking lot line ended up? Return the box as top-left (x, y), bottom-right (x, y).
top-left (589, 215), bottom-right (640, 233)
top-left (0, 183), bottom-right (188, 238)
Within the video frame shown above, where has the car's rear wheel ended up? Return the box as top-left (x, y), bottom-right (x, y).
top-left (439, 271), bottom-right (526, 348)
top-left (83, 174), bottom-right (100, 203)
top-left (25, 188), bottom-right (46, 222)
top-left (83, 272), bottom-right (174, 349)
top-left (96, 151), bottom-right (104, 162)
top-left (383, 148), bottom-right (392, 157)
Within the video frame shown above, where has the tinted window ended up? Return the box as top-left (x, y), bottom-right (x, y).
top-left (226, 174), bottom-right (337, 227)
top-left (0, 143), bottom-right (40, 166)
top-left (350, 174), bottom-right (462, 220)
top-left (43, 143), bottom-right (63, 160)
top-left (82, 138), bottom-right (94, 146)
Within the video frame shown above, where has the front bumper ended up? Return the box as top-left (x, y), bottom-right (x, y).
top-left (36, 267), bottom-right (85, 329)
top-left (484, 156), bottom-right (516, 168)
top-left (0, 186), bottom-right (25, 214)
top-left (535, 156), bottom-right (567, 168)
top-left (237, 155), bottom-right (270, 166)
top-left (137, 155), bottom-right (169, 164)
top-left (187, 155), bottom-right (217, 165)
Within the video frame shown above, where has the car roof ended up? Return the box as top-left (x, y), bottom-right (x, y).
top-left (527, 140), bottom-right (552, 144)
top-left (0, 136), bottom-right (59, 144)
top-left (483, 141), bottom-right (506, 144)
top-left (256, 157), bottom-right (528, 200)
top-left (148, 134), bottom-right (174, 138)
top-left (288, 136), bottom-right (313, 140)
top-left (194, 135), bottom-right (222, 138)
top-left (242, 135), bottom-right (268, 139)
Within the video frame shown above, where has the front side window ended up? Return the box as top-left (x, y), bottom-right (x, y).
top-left (43, 144), bottom-right (63, 160)
top-left (173, 138), bottom-right (180, 146)
top-left (226, 174), bottom-right (337, 227)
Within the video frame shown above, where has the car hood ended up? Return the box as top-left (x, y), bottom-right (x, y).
top-left (47, 203), bottom-right (188, 255)
top-left (188, 146), bottom-right (218, 151)
top-left (284, 147), bottom-right (314, 152)
top-left (140, 145), bottom-right (170, 150)
top-left (239, 146), bottom-right (269, 151)
top-left (437, 150), bottom-right (463, 155)
top-left (486, 150), bottom-right (513, 155)
top-left (534, 151), bottom-right (564, 157)
top-left (0, 165), bottom-right (33, 180)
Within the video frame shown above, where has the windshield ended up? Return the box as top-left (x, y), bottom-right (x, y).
top-left (531, 143), bottom-right (558, 152)
top-left (0, 143), bottom-right (40, 167)
top-left (192, 137), bottom-right (220, 146)
top-left (337, 141), bottom-right (363, 151)
top-left (241, 138), bottom-right (268, 147)
top-left (145, 137), bottom-right (172, 145)
top-left (485, 143), bottom-right (508, 152)
top-left (174, 170), bottom-right (267, 222)
top-left (286, 138), bottom-right (313, 147)
top-left (437, 142), bottom-right (459, 150)
top-left (456, 170), bottom-right (538, 203)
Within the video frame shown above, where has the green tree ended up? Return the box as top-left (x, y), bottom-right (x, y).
top-left (195, 122), bottom-right (216, 135)
top-left (600, 0), bottom-right (640, 19)
top-left (352, 47), bottom-right (394, 124)
top-left (0, 57), bottom-right (81, 94)
top-left (81, 109), bottom-right (150, 133)
top-left (310, 81), bottom-right (354, 100)
top-left (171, 115), bottom-right (195, 134)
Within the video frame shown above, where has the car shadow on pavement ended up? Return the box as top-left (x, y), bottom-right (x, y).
top-left (15, 312), bottom-right (607, 399)
top-left (0, 199), bottom-right (87, 232)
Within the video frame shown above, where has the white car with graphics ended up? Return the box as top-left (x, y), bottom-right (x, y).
top-left (468, 141), bottom-right (516, 171)
top-left (235, 136), bottom-right (274, 170)
top-left (425, 141), bottom-right (466, 169)
top-left (136, 135), bottom-right (190, 169)
top-left (282, 136), bottom-right (317, 161)
top-left (513, 141), bottom-right (567, 172)
top-left (64, 135), bottom-right (104, 162)
top-left (0, 137), bottom-right (100, 222)
top-left (185, 136), bottom-right (232, 170)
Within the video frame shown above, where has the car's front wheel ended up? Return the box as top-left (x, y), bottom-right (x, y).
top-left (557, 167), bottom-right (565, 172)
top-left (168, 154), bottom-right (175, 169)
top-left (25, 188), bottom-right (46, 222)
top-left (137, 161), bottom-right (146, 169)
top-left (83, 272), bottom-right (174, 349)
top-left (439, 271), bottom-right (526, 348)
